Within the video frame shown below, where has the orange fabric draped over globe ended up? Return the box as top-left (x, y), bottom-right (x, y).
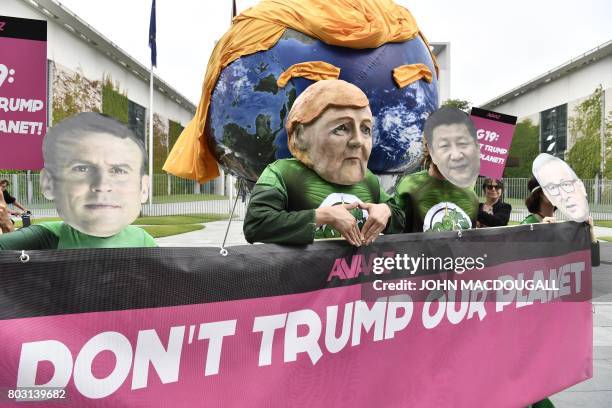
top-left (163, 0), bottom-right (438, 183)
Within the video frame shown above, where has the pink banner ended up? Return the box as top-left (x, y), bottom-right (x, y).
top-left (471, 107), bottom-right (517, 180)
top-left (0, 16), bottom-right (47, 170)
top-left (0, 250), bottom-right (592, 407)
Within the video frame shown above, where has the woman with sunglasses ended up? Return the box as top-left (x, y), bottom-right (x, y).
top-left (477, 178), bottom-right (511, 227)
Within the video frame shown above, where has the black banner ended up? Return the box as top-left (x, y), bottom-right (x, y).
top-left (0, 16), bottom-right (46, 42)
top-left (0, 222), bottom-right (590, 319)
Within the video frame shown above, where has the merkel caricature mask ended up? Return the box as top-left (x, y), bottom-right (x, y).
top-left (286, 80), bottom-right (373, 185)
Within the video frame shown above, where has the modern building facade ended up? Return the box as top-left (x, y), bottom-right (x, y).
top-left (481, 40), bottom-right (612, 170)
top-left (2, 0), bottom-right (196, 176)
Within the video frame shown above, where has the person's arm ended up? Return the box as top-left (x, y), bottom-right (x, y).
top-left (0, 203), bottom-right (13, 234)
top-left (0, 225), bottom-right (58, 250)
top-left (392, 187), bottom-right (415, 233)
top-left (477, 203), bottom-right (511, 227)
top-left (378, 187), bottom-right (405, 234)
top-left (243, 186), bottom-right (317, 245)
top-left (12, 199), bottom-right (27, 213)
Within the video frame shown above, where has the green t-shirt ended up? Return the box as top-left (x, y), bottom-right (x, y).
top-left (40, 222), bottom-right (157, 249)
top-left (0, 221), bottom-right (157, 250)
top-left (243, 159), bottom-right (405, 244)
top-left (394, 170), bottom-right (479, 233)
top-left (520, 214), bottom-right (542, 225)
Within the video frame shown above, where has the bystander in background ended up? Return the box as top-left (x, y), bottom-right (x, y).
top-left (0, 179), bottom-right (29, 217)
top-left (477, 178), bottom-right (511, 227)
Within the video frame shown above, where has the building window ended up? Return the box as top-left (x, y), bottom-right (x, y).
top-left (540, 104), bottom-right (567, 158)
top-left (128, 100), bottom-right (146, 147)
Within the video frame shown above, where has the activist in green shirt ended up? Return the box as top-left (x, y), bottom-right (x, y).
top-left (0, 221), bottom-right (156, 250)
top-left (520, 177), bottom-right (556, 225)
top-left (395, 107), bottom-right (480, 233)
top-left (0, 113), bottom-right (156, 250)
top-left (395, 169), bottom-right (479, 233)
top-left (244, 80), bottom-right (404, 246)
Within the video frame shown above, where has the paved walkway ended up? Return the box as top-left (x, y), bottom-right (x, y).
top-left (156, 221), bottom-right (612, 248)
top-left (155, 220), bottom-right (248, 248)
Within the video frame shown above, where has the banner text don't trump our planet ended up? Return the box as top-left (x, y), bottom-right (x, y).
top-left (0, 223), bottom-right (592, 407)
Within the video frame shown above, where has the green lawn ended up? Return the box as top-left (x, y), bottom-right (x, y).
top-left (21, 194), bottom-right (228, 209)
top-left (14, 217), bottom-right (62, 228)
top-left (150, 194), bottom-right (225, 203)
top-left (13, 214), bottom-right (222, 238)
top-left (598, 236), bottom-right (612, 242)
top-left (138, 224), bottom-right (204, 238)
top-left (595, 221), bottom-right (612, 228)
top-left (133, 214), bottom-right (229, 225)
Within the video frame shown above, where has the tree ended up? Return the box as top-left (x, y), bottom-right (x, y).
top-left (441, 99), bottom-right (471, 113)
top-left (566, 87), bottom-right (608, 179)
top-left (503, 119), bottom-right (539, 178)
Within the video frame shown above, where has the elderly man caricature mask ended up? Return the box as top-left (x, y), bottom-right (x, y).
top-left (532, 153), bottom-right (589, 222)
top-left (286, 80), bottom-right (373, 185)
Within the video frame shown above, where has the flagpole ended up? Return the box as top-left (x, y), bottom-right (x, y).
top-left (148, 66), bottom-right (154, 210)
top-left (148, 0), bottom-right (156, 211)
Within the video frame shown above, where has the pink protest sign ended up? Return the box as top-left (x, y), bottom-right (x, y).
top-left (470, 107), bottom-right (517, 179)
top-left (0, 16), bottom-right (47, 170)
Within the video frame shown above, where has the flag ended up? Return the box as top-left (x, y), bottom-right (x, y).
top-left (148, 0), bottom-right (157, 67)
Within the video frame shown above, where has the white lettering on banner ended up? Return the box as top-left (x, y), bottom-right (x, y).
top-left (483, 144), bottom-right (508, 155)
top-left (131, 326), bottom-right (185, 390)
top-left (17, 340), bottom-right (73, 400)
top-left (73, 332), bottom-right (133, 399)
top-left (0, 120), bottom-right (44, 135)
top-left (384, 295), bottom-right (413, 339)
top-left (0, 97), bottom-right (43, 112)
top-left (325, 303), bottom-right (353, 353)
top-left (284, 309), bottom-right (323, 365)
top-left (253, 313), bottom-right (287, 366)
top-left (198, 320), bottom-right (237, 376)
top-left (476, 129), bottom-right (500, 142)
top-left (480, 153), bottom-right (506, 165)
top-left (12, 261), bottom-right (585, 400)
top-left (351, 298), bottom-right (387, 346)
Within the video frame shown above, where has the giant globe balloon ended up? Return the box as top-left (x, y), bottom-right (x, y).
top-left (208, 29), bottom-right (439, 182)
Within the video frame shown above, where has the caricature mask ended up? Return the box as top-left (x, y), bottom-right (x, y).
top-left (532, 153), bottom-right (589, 222)
top-left (286, 80), bottom-right (373, 185)
top-left (40, 113), bottom-right (150, 237)
top-left (424, 107), bottom-right (480, 188)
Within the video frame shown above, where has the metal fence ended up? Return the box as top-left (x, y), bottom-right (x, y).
top-left (0, 173), bottom-right (248, 220)
top-left (474, 177), bottom-right (612, 222)
top-left (2, 173), bottom-right (612, 221)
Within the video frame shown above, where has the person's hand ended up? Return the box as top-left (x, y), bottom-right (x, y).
top-left (482, 204), bottom-right (493, 214)
top-left (315, 202), bottom-right (363, 246)
top-left (359, 203), bottom-right (391, 245)
top-left (587, 216), bottom-right (597, 243)
top-left (542, 216), bottom-right (556, 224)
top-left (0, 203), bottom-right (13, 234)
